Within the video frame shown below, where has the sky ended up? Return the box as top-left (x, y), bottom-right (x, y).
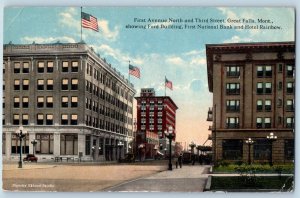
top-left (3, 7), bottom-right (295, 147)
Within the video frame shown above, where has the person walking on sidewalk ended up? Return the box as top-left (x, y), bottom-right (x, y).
top-left (178, 153), bottom-right (183, 168)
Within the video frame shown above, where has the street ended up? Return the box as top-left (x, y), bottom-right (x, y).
top-left (2, 161), bottom-right (210, 192)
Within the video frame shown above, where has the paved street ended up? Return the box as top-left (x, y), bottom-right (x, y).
top-left (105, 165), bottom-right (211, 192)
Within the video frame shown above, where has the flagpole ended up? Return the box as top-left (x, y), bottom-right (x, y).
top-left (165, 76), bottom-right (166, 96)
top-left (80, 7), bottom-right (83, 42)
top-left (128, 60), bottom-right (131, 83)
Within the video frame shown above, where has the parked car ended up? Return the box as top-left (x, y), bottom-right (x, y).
top-left (119, 153), bottom-right (135, 163)
top-left (23, 154), bottom-right (38, 162)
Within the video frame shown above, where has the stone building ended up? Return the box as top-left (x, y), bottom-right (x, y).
top-left (2, 42), bottom-right (135, 162)
top-left (135, 88), bottom-right (178, 159)
top-left (206, 42), bottom-right (295, 164)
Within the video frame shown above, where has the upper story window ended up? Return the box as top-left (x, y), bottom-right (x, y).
top-left (14, 79), bottom-right (20, 90)
top-left (257, 100), bottom-right (263, 111)
top-left (46, 114), bottom-right (53, 125)
top-left (14, 62), bottom-right (21, 73)
top-left (61, 114), bottom-right (68, 125)
top-left (265, 100), bottom-right (272, 111)
top-left (23, 62), bottom-right (29, 73)
top-left (256, 117), bottom-right (271, 128)
top-left (38, 62), bottom-right (44, 73)
top-left (62, 96), bottom-right (68, 108)
top-left (226, 66), bottom-right (240, 77)
top-left (71, 61), bottom-right (78, 72)
top-left (22, 79), bottom-right (29, 90)
top-left (71, 114), bottom-right (78, 125)
top-left (226, 100), bottom-right (240, 112)
top-left (286, 65), bottom-right (295, 78)
top-left (286, 82), bottom-right (294, 94)
top-left (71, 96), bottom-right (78, 107)
top-left (37, 79), bottom-right (44, 90)
top-left (13, 114), bottom-right (20, 125)
top-left (14, 97), bottom-right (20, 108)
top-left (62, 61), bottom-right (69, 72)
top-left (47, 61), bottom-right (54, 73)
top-left (46, 96), bottom-right (53, 108)
top-left (257, 65), bottom-right (272, 78)
top-left (61, 79), bottom-right (69, 90)
top-left (286, 99), bottom-right (294, 111)
top-left (71, 79), bottom-right (78, 90)
top-left (226, 83), bottom-right (240, 95)
top-left (226, 117), bottom-right (239, 129)
top-left (22, 97), bottom-right (29, 108)
top-left (22, 114), bottom-right (29, 125)
top-left (37, 96), bottom-right (44, 108)
top-left (286, 117), bottom-right (294, 128)
top-left (257, 82), bottom-right (272, 94)
top-left (47, 79), bottom-right (54, 90)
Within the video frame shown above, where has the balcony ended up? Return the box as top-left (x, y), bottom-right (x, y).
top-left (207, 107), bottom-right (213, 121)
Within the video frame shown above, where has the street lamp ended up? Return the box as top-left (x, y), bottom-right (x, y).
top-left (189, 141), bottom-right (196, 154)
top-left (117, 141), bottom-right (124, 161)
top-left (15, 126), bottom-right (27, 168)
top-left (267, 132), bottom-right (277, 166)
top-left (245, 138), bottom-right (254, 165)
top-left (138, 144), bottom-right (144, 161)
top-left (164, 126), bottom-right (174, 171)
top-left (31, 139), bottom-right (37, 156)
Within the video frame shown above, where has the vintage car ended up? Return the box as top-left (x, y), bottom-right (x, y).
top-left (23, 154), bottom-right (38, 162)
top-left (119, 153), bottom-right (135, 163)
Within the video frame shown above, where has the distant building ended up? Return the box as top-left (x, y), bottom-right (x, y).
top-left (2, 42), bottom-right (135, 162)
top-left (135, 88), bottom-right (178, 159)
top-left (206, 42), bottom-right (295, 164)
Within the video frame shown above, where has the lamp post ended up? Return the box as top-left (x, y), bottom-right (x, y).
top-left (267, 132), bottom-right (277, 166)
top-left (138, 144), bottom-right (144, 161)
top-left (31, 139), bottom-right (37, 155)
top-left (117, 141), bottom-right (124, 161)
top-left (164, 126), bottom-right (174, 171)
top-left (15, 126), bottom-right (27, 168)
top-left (91, 146), bottom-right (95, 161)
top-left (189, 141), bottom-right (196, 154)
top-left (245, 138), bottom-right (254, 165)
top-left (98, 146), bottom-right (101, 156)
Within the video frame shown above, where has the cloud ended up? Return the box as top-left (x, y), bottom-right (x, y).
top-left (21, 36), bottom-right (76, 44)
top-left (98, 19), bottom-right (119, 41)
top-left (223, 35), bottom-right (252, 43)
top-left (166, 56), bottom-right (185, 65)
top-left (190, 57), bottom-right (206, 65)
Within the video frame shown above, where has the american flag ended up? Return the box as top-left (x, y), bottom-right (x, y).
top-left (165, 77), bottom-right (173, 90)
top-left (129, 64), bottom-right (140, 78)
top-left (81, 12), bottom-right (99, 32)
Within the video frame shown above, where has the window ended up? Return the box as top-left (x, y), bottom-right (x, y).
top-left (11, 133), bottom-right (29, 154)
top-left (35, 134), bottom-right (54, 154)
top-left (71, 79), bottom-right (78, 90)
top-left (256, 117), bottom-right (262, 128)
top-left (38, 62), bottom-right (44, 73)
top-left (257, 82), bottom-right (272, 94)
top-left (47, 61), bottom-right (54, 73)
top-left (226, 100), bottom-right (240, 112)
top-left (46, 96), bottom-right (53, 108)
top-left (14, 62), bottom-right (21, 73)
top-left (37, 114), bottom-right (44, 125)
top-left (14, 97), bottom-right (20, 108)
top-left (14, 79), bottom-right (20, 90)
top-left (13, 114), bottom-right (20, 125)
top-left (62, 61), bottom-right (69, 72)
top-left (37, 79), bottom-right (44, 90)
top-left (286, 65), bottom-right (294, 77)
top-left (222, 139), bottom-right (243, 160)
top-left (61, 79), bottom-right (68, 90)
top-left (60, 134), bottom-right (78, 155)
top-left (278, 82), bottom-right (282, 90)
top-left (284, 140), bottom-right (294, 160)
top-left (3, 80), bottom-right (5, 91)
top-left (37, 96), bottom-right (44, 108)
top-left (71, 114), bottom-right (78, 125)
top-left (286, 117), bottom-right (294, 128)
top-left (256, 100), bottom-right (263, 111)
top-left (61, 114), bottom-right (68, 125)
top-left (2, 133), bottom-right (5, 154)
top-left (265, 100), bottom-right (271, 111)
top-left (22, 114), bottom-right (29, 125)
top-left (22, 97), bottom-right (29, 108)
top-left (254, 139), bottom-right (271, 160)
top-left (277, 99), bottom-right (282, 107)
top-left (287, 82), bottom-right (294, 94)
top-left (278, 64), bottom-right (283, 73)
top-left (264, 117), bottom-right (271, 128)
top-left (47, 79), bottom-right (53, 90)
top-left (61, 96), bottom-right (68, 107)
top-left (23, 79), bottom-right (29, 90)
top-left (71, 96), bottom-right (78, 107)
top-left (226, 66), bottom-right (240, 77)
top-left (257, 65), bottom-right (272, 77)
top-left (226, 117), bottom-right (239, 128)
top-left (265, 83), bottom-right (272, 94)
top-left (286, 99), bottom-right (294, 111)
top-left (23, 62), bottom-right (29, 73)
top-left (71, 61), bottom-right (78, 72)
top-left (46, 114), bottom-right (53, 125)
top-left (226, 83), bottom-right (240, 95)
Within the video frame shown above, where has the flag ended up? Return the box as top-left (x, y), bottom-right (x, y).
top-left (129, 64), bottom-right (140, 78)
top-left (81, 12), bottom-right (99, 32)
top-left (165, 77), bottom-right (173, 90)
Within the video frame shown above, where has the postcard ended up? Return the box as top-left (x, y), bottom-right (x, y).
top-left (2, 7), bottom-right (295, 192)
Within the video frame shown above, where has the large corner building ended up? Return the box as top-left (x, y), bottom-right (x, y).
top-left (206, 42), bottom-right (295, 164)
top-left (2, 42), bottom-right (135, 162)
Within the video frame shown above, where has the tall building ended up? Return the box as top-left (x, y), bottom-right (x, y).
top-left (206, 42), bottom-right (295, 164)
top-left (135, 88), bottom-right (178, 159)
top-left (2, 42), bottom-right (135, 162)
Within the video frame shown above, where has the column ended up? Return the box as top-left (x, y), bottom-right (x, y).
top-left (6, 133), bottom-right (12, 159)
top-left (103, 137), bottom-right (106, 160)
top-left (78, 133), bottom-right (85, 158)
top-left (95, 137), bottom-right (100, 161)
top-left (53, 132), bottom-right (60, 157)
top-left (28, 132), bottom-right (35, 154)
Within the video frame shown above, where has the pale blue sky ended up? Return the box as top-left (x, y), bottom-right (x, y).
top-left (3, 7), bottom-right (295, 145)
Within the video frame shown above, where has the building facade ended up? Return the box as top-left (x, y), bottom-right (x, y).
top-left (2, 42), bottom-right (135, 162)
top-left (135, 88), bottom-right (178, 159)
top-left (206, 42), bottom-right (295, 164)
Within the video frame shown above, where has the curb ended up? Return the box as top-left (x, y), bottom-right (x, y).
top-left (204, 175), bottom-right (212, 191)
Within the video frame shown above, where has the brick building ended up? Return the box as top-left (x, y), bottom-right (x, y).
top-left (135, 88), bottom-right (178, 159)
top-left (2, 42), bottom-right (135, 162)
top-left (206, 42), bottom-right (295, 164)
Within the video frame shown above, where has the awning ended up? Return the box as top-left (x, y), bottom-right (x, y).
top-left (157, 151), bottom-right (164, 156)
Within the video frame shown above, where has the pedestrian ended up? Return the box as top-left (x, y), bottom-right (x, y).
top-left (192, 154), bottom-right (195, 165)
top-left (178, 153), bottom-right (183, 168)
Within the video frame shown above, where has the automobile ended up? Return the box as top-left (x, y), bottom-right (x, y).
top-left (119, 153), bottom-right (135, 163)
top-left (23, 154), bottom-right (38, 162)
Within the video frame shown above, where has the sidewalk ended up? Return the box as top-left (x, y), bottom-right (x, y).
top-left (106, 165), bottom-right (211, 192)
